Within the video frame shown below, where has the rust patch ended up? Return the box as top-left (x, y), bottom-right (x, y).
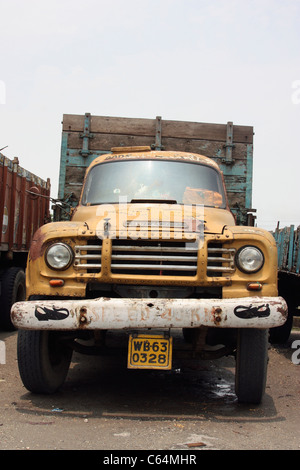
top-left (79, 306), bottom-right (88, 328)
top-left (277, 306), bottom-right (288, 318)
top-left (212, 306), bottom-right (223, 326)
top-left (29, 228), bottom-right (47, 261)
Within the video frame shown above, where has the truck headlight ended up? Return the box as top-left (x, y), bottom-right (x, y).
top-left (45, 243), bottom-right (73, 270)
top-left (236, 246), bottom-right (264, 273)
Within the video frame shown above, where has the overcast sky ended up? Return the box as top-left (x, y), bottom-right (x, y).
top-left (0, 0), bottom-right (299, 230)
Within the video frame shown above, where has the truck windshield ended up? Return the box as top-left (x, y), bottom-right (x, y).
top-left (81, 159), bottom-right (225, 207)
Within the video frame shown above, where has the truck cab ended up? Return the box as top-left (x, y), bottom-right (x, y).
top-left (11, 116), bottom-right (287, 404)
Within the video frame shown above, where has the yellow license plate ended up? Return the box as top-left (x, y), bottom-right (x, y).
top-left (128, 334), bottom-right (172, 370)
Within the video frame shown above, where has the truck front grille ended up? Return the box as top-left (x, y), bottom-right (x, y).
top-left (207, 243), bottom-right (236, 276)
top-left (73, 239), bottom-right (236, 278)
top-left (111, 239), bottom-right (198, 277)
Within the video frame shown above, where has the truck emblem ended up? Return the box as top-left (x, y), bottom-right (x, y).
top-left (234, 304), bottom-right (270, 319)
top-left (35, 306), bottom-right (69, 321)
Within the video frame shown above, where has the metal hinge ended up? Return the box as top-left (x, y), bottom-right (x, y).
top-left (222, 121), bottom-right (235, 165)
top-left (151, 116), bottom-right (165, 150)
top-left (80, 113), bottom-right (94, 157)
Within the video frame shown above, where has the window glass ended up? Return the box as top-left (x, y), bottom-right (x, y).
top-left (81, 159), bottom-right (225, 207)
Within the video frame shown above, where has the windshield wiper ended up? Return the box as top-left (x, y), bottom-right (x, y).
top-left (130, 199), bottom-right (178, 204)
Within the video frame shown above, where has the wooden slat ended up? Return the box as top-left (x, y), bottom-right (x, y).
top-left (62, 114), bottom-right (253, 144)
top-left (275, 225), bottom-right (300, 274)
top-left (62, 114), bottom-right (86, 132)
top-left (66, 132), bottom-right (250, 161)
top-left (67, 132), bottom-right (153, 152)
top-left (64, 166), bottom-right (86, 201)
top-left (63, 115), bottom-right (156, 136)
top-left (162, 120), bottom-right (253, 144)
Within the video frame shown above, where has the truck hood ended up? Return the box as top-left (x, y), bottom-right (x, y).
top-left (72, 204), bottom-right (236, 236)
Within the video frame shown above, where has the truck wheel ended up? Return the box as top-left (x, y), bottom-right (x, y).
top-left (235, 329), bottom-right (268, 404)
top-left (17, 330), bottom-right (73, 394)
top-left (0, 267), bottom-right (26, 331)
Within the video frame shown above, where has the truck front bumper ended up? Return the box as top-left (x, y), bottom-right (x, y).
top-left (11, 296), bottom-right (287, 331)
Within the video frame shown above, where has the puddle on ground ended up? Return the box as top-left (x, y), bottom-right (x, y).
top-left (212, 380), bottom-right (236, 400)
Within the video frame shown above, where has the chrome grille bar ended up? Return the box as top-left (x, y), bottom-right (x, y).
top-left (74, 243), bottom-right (102, 271)
top-left (207, 246), bottom-right (236, 275)
top-left (111, 241), bottom-right (198, 276)
top-left (112, 245), bottom-right (197, 253)
top-left (111, 264), bottom-right (196, 271)
top-left (111, 254), bottom-right (198, 262)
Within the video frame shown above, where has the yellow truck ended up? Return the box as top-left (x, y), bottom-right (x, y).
top-left (11, 114), bottom-right (287, 404)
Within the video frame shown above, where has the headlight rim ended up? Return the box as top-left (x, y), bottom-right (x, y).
top-left (45, 242), bottom-right (74, 271)
top-left (235, 245), bottom-right (265, 274)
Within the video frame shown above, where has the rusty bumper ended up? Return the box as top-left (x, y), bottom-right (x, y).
top-left (11, 296), bottom-right (287, 330)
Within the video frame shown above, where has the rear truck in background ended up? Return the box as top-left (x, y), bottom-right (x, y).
top-left (269, 224), bottom-right (300, 343)
top-left (11, 114), bottom-right (287, 404)
top-left (0, 152), bottom-right (50, 330)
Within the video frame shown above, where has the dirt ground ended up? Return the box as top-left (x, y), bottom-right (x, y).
top-left (0, 325), bottom-right (299, 453)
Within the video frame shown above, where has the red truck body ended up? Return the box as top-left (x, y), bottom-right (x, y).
top-left (0, 152), bottom-right (50, 329)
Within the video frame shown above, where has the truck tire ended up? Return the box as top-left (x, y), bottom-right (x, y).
top-left (269, 300), bottom-right (293, 344)
top-left (235, 329), bottom-right (268, 404)
top-left (17, 330), bottom-right (73, 394)
top-left (0, 267), bottom-right (26, 331)
top-left (269, 310), bottom-right (293, 344)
